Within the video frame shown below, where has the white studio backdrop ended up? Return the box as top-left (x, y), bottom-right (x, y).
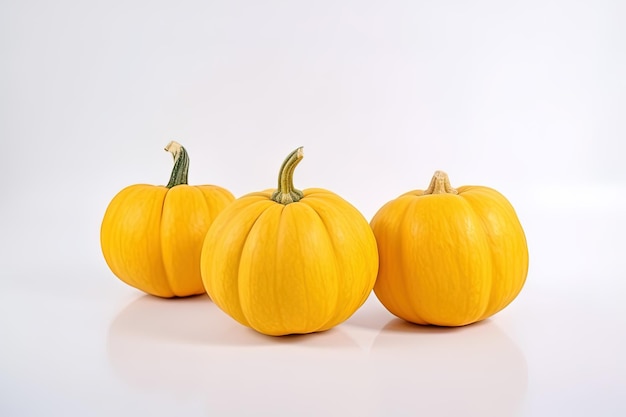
top-left (1, 0), bottom-right (625, 279)
top-left (2, 2), bottom-right (626, 416)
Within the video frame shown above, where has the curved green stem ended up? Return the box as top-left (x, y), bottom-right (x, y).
top-left (164, 141), bottom-right (189, 188)
top-left (424, 170), bottom-right (458, 195)
top-left (271, 147), bottom-right (305, 204)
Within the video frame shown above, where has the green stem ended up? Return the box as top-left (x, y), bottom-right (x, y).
top-left (423, 170), bottom-right (458, 195)
top-left (164, 141), bottom-right (189, 188)
top-left (271, 147), bottom-right (305, 204)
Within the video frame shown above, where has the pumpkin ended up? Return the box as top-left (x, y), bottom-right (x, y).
top-left (370, 171), bottom-right (528, 326)
top-left (101, 142), bottom-right (235, 298)
top-left (200, 147), bottom-right (378, 336)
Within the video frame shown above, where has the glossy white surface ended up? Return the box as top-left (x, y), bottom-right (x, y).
top-left (2, 205), bottom-right (626, 416)
top-left (2, 1), bottom-right (625, 416)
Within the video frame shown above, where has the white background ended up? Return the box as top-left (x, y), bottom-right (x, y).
top-left (1, 1), bottom-right (625, 416)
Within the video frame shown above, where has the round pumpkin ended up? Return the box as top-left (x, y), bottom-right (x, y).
top-left (370, 171), bottom-right (528, 326)
top-left (200, 147), bottom-right (379, 336)
top-left (101, 142), bottom-right (235, 298)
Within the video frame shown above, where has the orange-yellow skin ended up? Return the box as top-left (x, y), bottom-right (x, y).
top-left (371, 185), bottom-right (528, 326)
top-left (201, 188), bottom-right (379, 336)
top-left (101, 184), bottom-right (234, 298)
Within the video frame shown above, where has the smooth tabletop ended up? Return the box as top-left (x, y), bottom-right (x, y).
top-left (2, 206), bottom-right (625, 417)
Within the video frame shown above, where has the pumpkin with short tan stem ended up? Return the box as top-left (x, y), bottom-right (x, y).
top-left (200, 147), bottom-right (379, 336)
top-left (101, 142), bottom-right (234, 298)
top-left (370, 171), bottom-right (528, 326)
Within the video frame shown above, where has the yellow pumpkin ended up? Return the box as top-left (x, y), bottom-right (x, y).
top-left (101, 142), bottom-right (234, 298)
top-left (370, 171), bottom-right (528, 326)
top-left (200, 147), bottom-right (379, 336)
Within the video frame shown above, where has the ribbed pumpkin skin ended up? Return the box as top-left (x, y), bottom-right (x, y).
top-left (101, 184), bottom-right (234, 298)
top-left (371, 185), bottom-right (528, 326)
top-left (201, 188), bottom-right (379, 336)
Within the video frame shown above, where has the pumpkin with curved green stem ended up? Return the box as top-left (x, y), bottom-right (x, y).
top-left (370, 171), bottom-right (529, 326)
top-left (200, 147), bottom-right (378, 336)
top-left (101, 142), bottom-right (234, 297)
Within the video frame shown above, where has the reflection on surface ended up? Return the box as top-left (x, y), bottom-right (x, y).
top-left (108, 294), bottom-right (361, 347)
top-left (107, 295), bottom-right (527, 416)
top-left (107, 294), bottom-right (212, 395)
top-left (106, 294), bottom-right (362, 401)
top-left (369, 319), bottom-right (528, 417)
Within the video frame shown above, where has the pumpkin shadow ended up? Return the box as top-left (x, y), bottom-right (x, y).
top-left (378, 316), bottom-right (493, 334)
top-left (106, 293), bottom-right (361, 394)
top-left (367, 317), bottom-right (528, 417)
top-left (342, 294), bottom-right (405, 331)
top-left (107, 293), bottom-right (262, 347)
top-left (107, 293), bottom-right (360, 348)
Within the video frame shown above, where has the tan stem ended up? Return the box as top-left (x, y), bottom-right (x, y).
top-left (423, 171), bottom-right (458, 195)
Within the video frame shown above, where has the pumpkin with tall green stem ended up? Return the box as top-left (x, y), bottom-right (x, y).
top-left (201, 147), bottom-right (378, 336)
top-left (101, 142), bottom-right (235, 297)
